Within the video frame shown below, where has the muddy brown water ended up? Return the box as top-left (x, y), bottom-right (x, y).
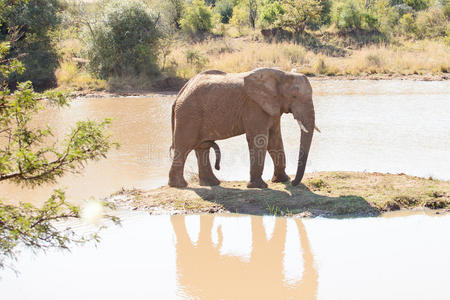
top-left (1, 80), bottom-right (449, 205)
top-left (1, 212), bottom-right (450, 299)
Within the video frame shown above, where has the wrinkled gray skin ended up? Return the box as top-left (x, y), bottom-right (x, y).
top-left (169, 67), bottom-right (316, 188)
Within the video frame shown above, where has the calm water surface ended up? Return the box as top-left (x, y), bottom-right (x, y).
top-left (1, 80), bottom-right (449, 204)
top-left (1, 80), bottom-right (449, 299)
top-left (1, 212), bottom-right (450, 299)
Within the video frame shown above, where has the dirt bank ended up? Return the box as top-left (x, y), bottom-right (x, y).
top-left (107, 172), bottom-right (450, 218)
top-left (70, 74), bottom-right (449, 99)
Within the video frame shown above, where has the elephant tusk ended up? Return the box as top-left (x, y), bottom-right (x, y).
top-left (314, 125), bottom-right (321, 133)
top-left (297, 120), bottom-right (309, 133)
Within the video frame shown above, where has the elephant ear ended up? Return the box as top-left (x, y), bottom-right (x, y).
top-left (244, 68), bottom-right (284, 116)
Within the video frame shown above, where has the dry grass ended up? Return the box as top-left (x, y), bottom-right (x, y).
top-left (55, 38), bottom-right (106, 91)
top-left (109, 172), bottom-right (450, 217)
top-left (54, 33), bottom-right (449, 92)
top-left (166, 38), bottom-right (450, 79)
top-left (55, 61), bottom-right (106, 91)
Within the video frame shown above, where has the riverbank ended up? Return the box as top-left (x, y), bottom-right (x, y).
top-left (58, 38), bottom-right (449, 95)
top-left (69, 74), bottom-right (449, 98)
top-left (107, 172), bottom-right (450, 218)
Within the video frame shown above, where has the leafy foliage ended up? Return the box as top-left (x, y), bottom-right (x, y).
top-left (1, 0), bottom-right (118, 271)
top-left (391, 0), bottom-right (431, 11)
top-left (0, 0), bottom-right (62, 90)
top-left (415, 6), bottom-right (448, 38)
top-left (332, 0), bottom-right (363, 30)
top-left (0, 190), bottom-right (120, 270)
top-left (260, 0), bottom-right (285, 27)
top-left (280, 0), bottom-right (323, 35)
top-left (216, 0), bottom-right (235, 23)
top-left (0, 82), bottom-right (117, 185)
top-left (86, 1), bottom-right (161, 79)
top-left (248, 0), bottom-right (259, 28)
top-left (168, 0), bottom-right (186, 29)
top-left (180, 0), bottom-right (214, 37)
top-left (230, 1), bottom-right (251, 31)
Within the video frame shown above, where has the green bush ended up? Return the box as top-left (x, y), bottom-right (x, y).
top-left (0, 0), bottom-right (62, 90)
top-left (280, 0), bottom-right (322, 36)
top-left (230, 1), bottom-right (250, 32)
top-left (398, 13), bottom-right (417, 36)
top-left (260, 1), bottom-right (285, 27)
top-left (308, 0), bottom-right (332, 29)
top-left (180, 0), bottom-right (214, 37)
top-left (332, 0), bottom-right (363, 30)
top-left (216, 0), bottom-right (234, 24)
top-left (372, 0), bottom-right (401, 37)
top-left (1, 28), bottom-right (118, 269)
top-left (406, 0), bottom-right (431, 10)
top-left (86, 1), bottom-right (161, 79)
top-left (332, 0), bottom-right (381, 32)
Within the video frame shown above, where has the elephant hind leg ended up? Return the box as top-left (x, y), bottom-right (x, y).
top-left (169, 146), bottom-right (190, 188)
top-left (195, 147), bottom-right (220, 186)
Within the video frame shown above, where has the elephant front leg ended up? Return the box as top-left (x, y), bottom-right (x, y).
top-left (268, 126), bottom-right (290, 183)
top-left (246, 132), bottom-right (269, 189)
top-left (195, 148), bottom-right (220, 186)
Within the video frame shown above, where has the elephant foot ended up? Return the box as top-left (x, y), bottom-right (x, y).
top-left (168, 177), bottom-right (188, 188)
top-left (271, 172), bottom-right (290, 183)
top-left (199, 177), bottom-right (220, 186)
top-left (247, 179), bottom-right (268, 189)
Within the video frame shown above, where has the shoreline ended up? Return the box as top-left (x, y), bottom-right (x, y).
top-left (70, 74), bottom-right (449, 99)
top-left (105, 172), bottom-right (450, 218)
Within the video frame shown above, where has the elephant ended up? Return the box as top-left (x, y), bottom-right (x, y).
top-left (171, 215), bottom-right (318, 299)
top-left (169, 67), bottom-right (317, 188)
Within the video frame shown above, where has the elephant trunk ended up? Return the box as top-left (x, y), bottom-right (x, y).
top-left (292, 113), bottom-right (315, 186)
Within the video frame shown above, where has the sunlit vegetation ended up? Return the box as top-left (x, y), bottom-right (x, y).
top-left (1, 0), bottom-right (118, 270)
top-left (42, 0), bottom-right (450, 91)
top-left (165, 38), bottom-right (449, 79)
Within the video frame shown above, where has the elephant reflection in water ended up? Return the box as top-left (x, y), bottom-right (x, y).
top-left (171, 216), bottom-right (318, 300)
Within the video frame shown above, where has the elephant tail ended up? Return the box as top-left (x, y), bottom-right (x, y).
top-left (199, 141), bottom-right (221, 171)
top-left (211, 142), bottom-right (221, 171)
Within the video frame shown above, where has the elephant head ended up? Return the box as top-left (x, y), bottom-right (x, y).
top-left (244, 68), bottom-right (316, 185)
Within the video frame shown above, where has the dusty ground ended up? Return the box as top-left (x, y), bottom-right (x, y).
top-left (107, 172), bottom-right (450, 218)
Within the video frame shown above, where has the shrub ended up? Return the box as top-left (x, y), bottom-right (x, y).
top-left (308, 0), bottom-right (332, 29)
top-left (398, 13), bottom-right (417, 37)
top-left (180, 0), bottom-right (214, 37)
top-left (0, 35), bottom-right (118, 269)
top-left (260, 1), bottom-right (285, 27)
top-left (280, 0), bottom-right (322, 36)
top-left (365, 53), bottom-right (383, 67)
top-left (230, 1), bottom-right (250, 33)
top-left (314, 56), bottom-right (328, 74)
top-left (332, 0), bottom-right (382, 32)
top-left (0, 0), bottom-right (62, 90)
top-left (86, 1), bottom-right (161, 79)
top-left (392, 0), bottom-right (431, 11)
top-left (443, 0), bottom-right (450, 18)
top-left (168, 0), bottom-right (186, 29)
top-left (215, 0), bottom-right (234, 24)
top-left (332, 0), bottom-right (363, 30)
top-left (372, 0), bottom-right (401, 37)
top-left (415, 6), bottom-right (447, 39)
